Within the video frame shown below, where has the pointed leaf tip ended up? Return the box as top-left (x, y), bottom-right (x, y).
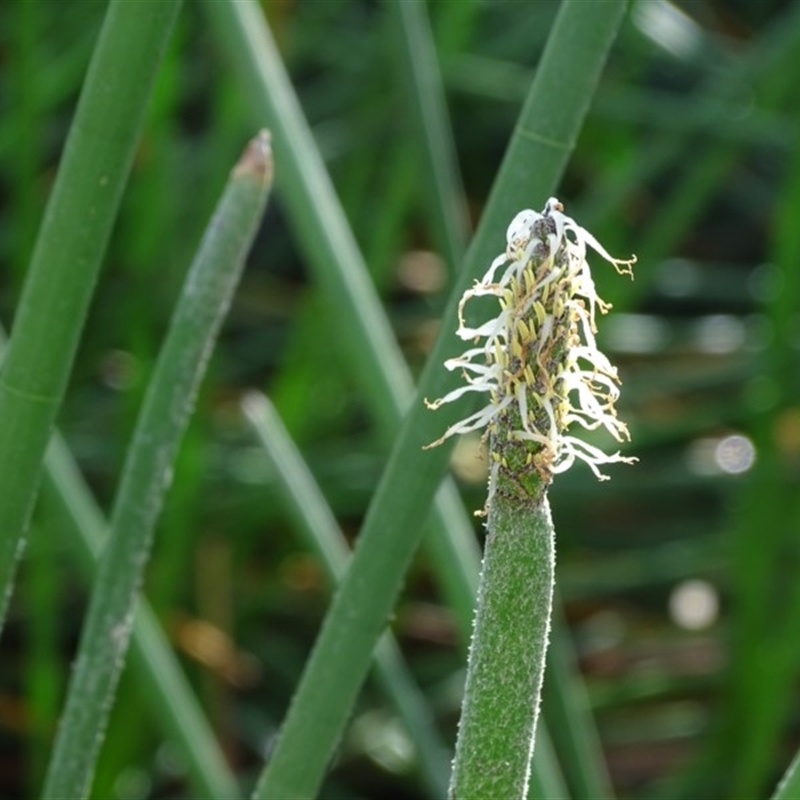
top-left (234, 129), bottom-right (273, 183)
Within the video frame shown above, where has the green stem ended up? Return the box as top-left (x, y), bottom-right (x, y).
top-left (42, 133), bottom-right (272, 800)
top-left (388, 0), bottom-right (470, 274)
top-left (450, 487), bottom-right (555, 799)
top-left (0, 0), bottom-right (182, 633)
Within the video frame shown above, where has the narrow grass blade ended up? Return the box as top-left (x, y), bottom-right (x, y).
top-left (6, 0), bottom-right (45, 287)
top-left (242, 391), bottom-right (450, 800)
top-left (544, 600), bottom-right (614, 799)
top-left (772, 750), bottom-right (800, 800)
top-left (530, 723), bottom-right (571, 800)
top-left (42, 133), bottom-right (273, 800)
top-left (721, 93), bottom-right (800, 797)
top-left (0, 0), bottom-right (182, 633)
top-left (388, 0), bottom-right (471, 273)
top-left (23, 510), bottom-right (61, 797)
top-left (240, 2), bottom-right (628, 797)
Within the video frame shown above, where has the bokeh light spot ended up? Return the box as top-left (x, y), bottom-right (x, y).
top-left (714, 434), bottom-right (755, 474)
top-left (669, 579), bottom-right (719, 631)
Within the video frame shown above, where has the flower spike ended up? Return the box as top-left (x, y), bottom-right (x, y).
top-left (425, 198), bottom-right (637, 493)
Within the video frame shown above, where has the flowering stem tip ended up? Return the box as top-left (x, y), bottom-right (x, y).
top-left (426, 197), bottom-right (636, 501)
top-left (437, 199), bottom-right (636, 799)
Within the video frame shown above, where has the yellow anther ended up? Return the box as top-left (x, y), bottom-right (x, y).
top-left (494, 340), bottom-right (505, 366)
top-left (524, 267), bottom-right (536, 295)
top-left (533, 300), bottom-right (547, 327)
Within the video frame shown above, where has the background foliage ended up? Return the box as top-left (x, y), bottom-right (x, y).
top-left (2, 0), bottom-right (800, 798)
